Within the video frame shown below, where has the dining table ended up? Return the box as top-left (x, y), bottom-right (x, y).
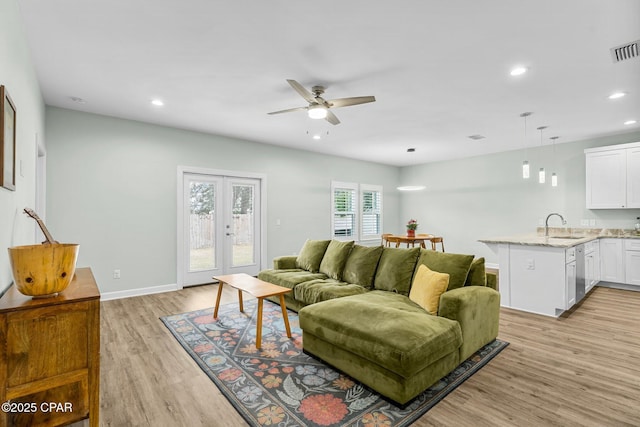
top-left (384, 234), bottom-right (436, 249)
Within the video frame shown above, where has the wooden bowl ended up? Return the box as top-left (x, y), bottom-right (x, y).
top-left (8, 243), bottom-right (79, 297)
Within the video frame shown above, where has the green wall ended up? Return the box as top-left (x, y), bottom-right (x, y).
top-left (0, 0), bottom-right (45, 294)
top-left (45, 107), bottom-right (401, 294)
top-left (400, 131), bottom-right (640, 263)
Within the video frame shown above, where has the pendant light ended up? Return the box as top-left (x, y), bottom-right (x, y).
top-left (520, 112), bottom-right (532, 179)
top-left (550, 136), bottom-right (559, 187)
top-left (537, 126), bottom-right (547, 184)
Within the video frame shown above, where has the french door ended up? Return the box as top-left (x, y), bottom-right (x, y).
top-left (178, 170), bottom-right (263, 286)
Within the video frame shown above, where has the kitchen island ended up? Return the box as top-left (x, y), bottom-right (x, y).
top-left (480, 229), bottom-right (640, 317)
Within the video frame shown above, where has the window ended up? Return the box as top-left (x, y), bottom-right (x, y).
top-left (331, 181), bottom-right (383, 242)
top-left (361, 185), bottom-right (382, 240)
top-left (331, 182), bottom-right (357, 239)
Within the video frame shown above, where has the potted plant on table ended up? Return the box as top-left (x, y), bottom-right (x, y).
top-left (406, 219), bottom-right (418, 237)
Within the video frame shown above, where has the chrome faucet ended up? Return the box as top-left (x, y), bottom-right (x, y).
top-left (545, 213), bottom-right (567, 236)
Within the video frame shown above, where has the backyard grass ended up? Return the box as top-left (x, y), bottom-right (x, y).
top-left (189, 244), bottom-right (254, 271)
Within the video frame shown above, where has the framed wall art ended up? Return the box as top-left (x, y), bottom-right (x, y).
top-left (1, 85), bottom-right (16, 191)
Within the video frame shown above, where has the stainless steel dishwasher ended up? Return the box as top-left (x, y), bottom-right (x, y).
top-left (575, 244), bottom-right (586, 302)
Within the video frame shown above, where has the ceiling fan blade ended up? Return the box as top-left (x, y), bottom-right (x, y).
top-left (267, 106), bottom-right (308, 115)
top-left (325, 110), bottom-right (340, 125)
top-left (326, 96), bottom-right (376, 108)
top-left (287, 79), bottom-right (317, 104)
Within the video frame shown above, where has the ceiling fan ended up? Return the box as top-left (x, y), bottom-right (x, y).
top-left (268, 79), bottom-right (376, 125)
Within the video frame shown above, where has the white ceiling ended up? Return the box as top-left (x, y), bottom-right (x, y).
top-left (17, 0), bottom-right (640, 166)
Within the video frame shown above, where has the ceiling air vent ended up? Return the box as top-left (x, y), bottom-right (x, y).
top-left (468, 134), bottom-right (486, 141)
top-left (610, 40), bottom-right (639, 63)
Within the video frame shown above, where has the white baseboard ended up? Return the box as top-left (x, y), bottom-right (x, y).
top-left (100, 283), bottom-right (179, 301)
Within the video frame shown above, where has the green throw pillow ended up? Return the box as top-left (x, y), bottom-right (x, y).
top-left (415, 249), bottom-right (474, 291)
top-left (342, 245), bottom-right (383, 288)
top-left (296, 239), bottom-right (331, 273)
top-left (373, 247), bottom-right (420, 295)
top-left (319, 240), bottom-right (355, 280)
top-left (464, 257), bottom-right (487, 287)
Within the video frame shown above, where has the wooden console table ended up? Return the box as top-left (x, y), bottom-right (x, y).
top-left (0, 267), bottom-right (100, 427)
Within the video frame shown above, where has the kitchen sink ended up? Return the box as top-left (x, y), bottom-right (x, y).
top-left (548, 235), bottom-right (585, 239)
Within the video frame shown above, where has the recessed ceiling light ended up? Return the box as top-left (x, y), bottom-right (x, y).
top-left (510, 66), bottom-right (527, 76)
top-left (306, 130), bottom-right (328, 140)
top-left (151, 99), bottom-right (164, 107)
top-left (624, 120), bottom-right (637, 125)
top-left (608, 92), bottom-right (626, 99)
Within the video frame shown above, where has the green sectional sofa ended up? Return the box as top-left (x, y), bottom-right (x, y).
top-left (257, 239), bottom-right (500, 405)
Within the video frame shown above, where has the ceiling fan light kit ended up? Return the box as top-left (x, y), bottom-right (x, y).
top-left (268, 79), bottom-right (376, 126)
top-left (308, 105), bottom-right (328, 119)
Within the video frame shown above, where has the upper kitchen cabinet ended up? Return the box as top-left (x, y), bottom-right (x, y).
top-left (585, 142), bottom-right (640, 209)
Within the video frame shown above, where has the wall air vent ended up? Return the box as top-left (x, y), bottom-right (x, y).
top-left (610, 40), bottom-right (639, 63)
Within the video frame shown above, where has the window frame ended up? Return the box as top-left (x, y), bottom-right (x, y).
top-left (360, 184), bottom-right (383, 241)
top-left (330, 181), bottom-right (383, 242)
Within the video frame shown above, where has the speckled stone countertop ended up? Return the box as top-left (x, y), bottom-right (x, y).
top-left (479, 227), bottom-right (640, 248)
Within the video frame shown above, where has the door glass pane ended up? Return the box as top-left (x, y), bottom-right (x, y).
top-left (189, 181), bottom-right (216, 271)
top-left (232, 184), bottom-right (254, 266)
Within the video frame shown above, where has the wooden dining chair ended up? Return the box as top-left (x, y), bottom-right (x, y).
top-left (416, 234), bottom-right (432, 249)
top-left (381, 233), bottom-right (393, 247)
top-left (430, 236), bottom-right (445, 252)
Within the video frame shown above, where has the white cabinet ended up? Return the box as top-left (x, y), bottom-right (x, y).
top-left (585, 142), bottom-right (640, 209)
top-left (625, 239), bottom-right (640, 286)
top-left (627, 147), bottom-right (640, 207)
top-left (600, 238), bottom-right (625, 283)
top-left (585, 240), bottom-right (600, 293)
top-left (565, 260), bottom-right (576, 309)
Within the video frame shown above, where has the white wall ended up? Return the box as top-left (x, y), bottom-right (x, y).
top-left (400, 131), bottom-right (640, 263)
top-left (0, 0), bottom-right (46, 294)
top-left (45, 107), bottom-right (401, 294)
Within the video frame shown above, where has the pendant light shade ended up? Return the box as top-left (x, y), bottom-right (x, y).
top-left (522, 161), bottom-right (530, 179)
top-left (550, 136), bottom-right (560, 187)
top-left (520, 112), bottom-right (532, 179)
top-left (537, 126), bottom-right (547, 184)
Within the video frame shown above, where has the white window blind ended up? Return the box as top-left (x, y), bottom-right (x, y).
top-left (332, 182), bottom-right (357, 239)
top-left (361, 185), bottom-right (382, 240)
top-left (331, 181), bottom-right (383, 242)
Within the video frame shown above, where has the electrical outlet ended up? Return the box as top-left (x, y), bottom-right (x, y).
top-left (589, 219), bottom-right (596, 226)
top-left (538, 218), bottom-right (544, 226)
top-left (526, 259), bottom-right (535, 270)
top-left (580, 219), bottom-right (589, 226)
top-left (113, 269), bottom-right (121, 279)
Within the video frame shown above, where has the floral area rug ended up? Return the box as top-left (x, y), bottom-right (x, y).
top-left (161, 299), bottom-right (508, 426)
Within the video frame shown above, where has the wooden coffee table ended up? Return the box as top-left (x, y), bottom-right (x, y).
top-left (212, 273), bottom-right (292, 349)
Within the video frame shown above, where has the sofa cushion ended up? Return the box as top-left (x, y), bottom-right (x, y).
top-left (373, 247), bottom-right (420, 295)
top-left (298, 291), bottom-right (462, 378)
top-left (294, 279), bottom-right (368, 304)
top-left (342, 244), bottom-right (383, 288)
top-left (296, 239), bottom-right (331, 273)
top-left (257, 269), bottom-right (327, 290)
top-left (464, 257), bottom-right (487, 287)
top-left (409, 264), bottom-right (450, 315)
top-left (319, 240), bottom-right (354, 280)
top-left (415, 250), bottom-right (474, 291)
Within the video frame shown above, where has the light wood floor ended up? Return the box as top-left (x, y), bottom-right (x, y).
top-left (79, 285), bottom-right (640, 426)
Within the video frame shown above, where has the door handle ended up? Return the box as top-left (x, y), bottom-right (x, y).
top-left (226, 233), bottom-right (235, 236)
